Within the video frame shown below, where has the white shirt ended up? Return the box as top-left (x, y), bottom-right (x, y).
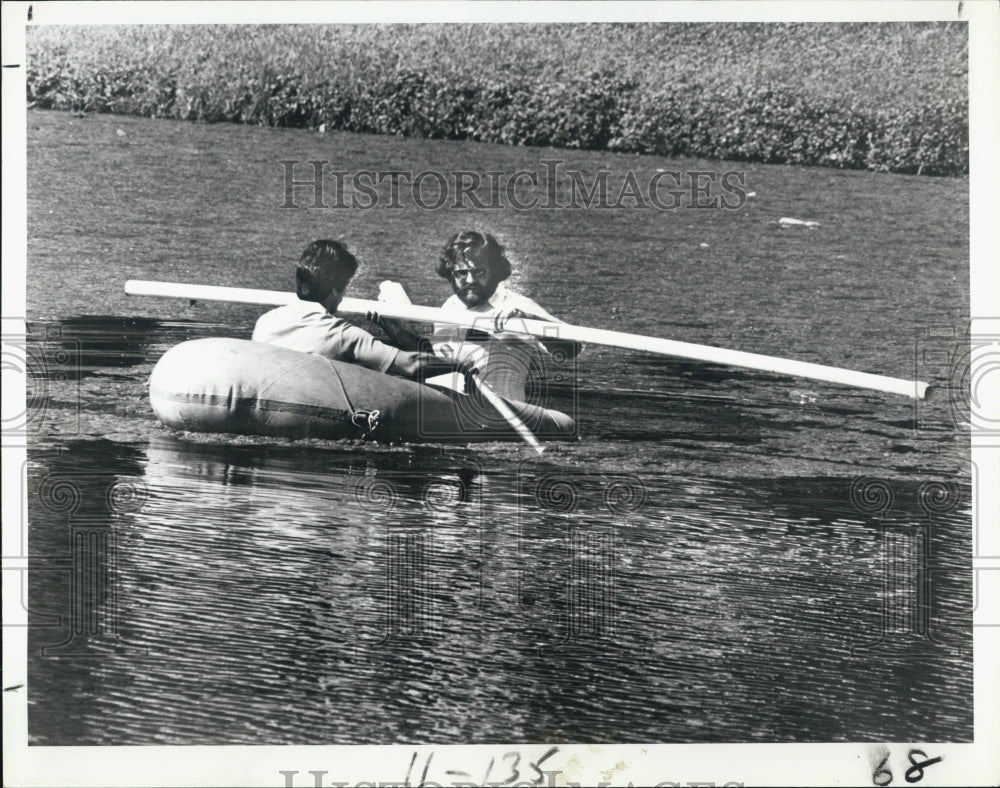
top-left (431, 282), bottom-right (561, 402)
top-left (253, 301), bottom-right (399, 373)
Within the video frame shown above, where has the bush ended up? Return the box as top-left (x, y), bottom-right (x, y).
top-left (26, 23), bottom-right (968, 176)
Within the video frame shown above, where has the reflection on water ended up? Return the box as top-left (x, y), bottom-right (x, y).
top-left (27, 315), bottom-right (228, 380)
top-left (27, 437), bottom-right (972, 745)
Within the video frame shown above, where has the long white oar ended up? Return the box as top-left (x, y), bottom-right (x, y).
top-left (124, 279), bottom-right (930, 399)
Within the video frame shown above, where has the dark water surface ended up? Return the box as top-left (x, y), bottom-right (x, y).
top-left (24, 110), bottom-right (971, 744)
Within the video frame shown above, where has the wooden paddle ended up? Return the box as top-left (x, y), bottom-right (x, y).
top-left (465, 373), bottom-right (545, 454)
top-left (418, 371), bottom-right (545, 452)
top-left (124, 279), bottom-right (931, 399)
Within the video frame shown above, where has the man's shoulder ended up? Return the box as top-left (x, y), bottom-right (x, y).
top-left (490, 282), bottom-right (528, 305)
top-left (260, 300), bottom-right (314, 318)
top-left (254, 301), bottom-right (349, 336)
top-left (503, 291), bottom-right (544, 309)
top-left (495, 286), bottom-right (558, 320)
top-left (280, 301), bottom-right (347, 322)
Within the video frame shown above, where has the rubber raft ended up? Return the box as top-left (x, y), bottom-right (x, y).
top-left (149, 338), bottom-right (575, 443)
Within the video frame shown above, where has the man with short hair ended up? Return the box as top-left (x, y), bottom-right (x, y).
top-left (253, 239), bottom-right (474, 381)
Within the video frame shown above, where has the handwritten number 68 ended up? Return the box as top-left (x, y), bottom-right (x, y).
top-left (872, 749), bottom-right (944, 785)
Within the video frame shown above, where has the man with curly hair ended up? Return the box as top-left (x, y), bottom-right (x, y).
top-left (377, 230), bottom-right (580, 404)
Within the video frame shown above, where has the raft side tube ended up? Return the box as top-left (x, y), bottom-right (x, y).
top-left (149, 338), bottom-right (575, 443)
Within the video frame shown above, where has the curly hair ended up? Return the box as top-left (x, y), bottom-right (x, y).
top-left (437, 231), bottom-right (512, 282)
top-left (295, 240), bottom-right (359, 303)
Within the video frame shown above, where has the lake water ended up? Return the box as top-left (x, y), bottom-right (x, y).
top-left (22, 110), bottom-right (972, 745)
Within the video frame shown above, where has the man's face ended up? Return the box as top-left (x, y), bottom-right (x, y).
top-left (450, 261), bottom-right (497, 308)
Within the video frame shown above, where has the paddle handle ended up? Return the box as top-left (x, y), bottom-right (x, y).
top-left (468, 374), bottom-right (544, 454)
top-left (124, 279), bottom-right (930, 399)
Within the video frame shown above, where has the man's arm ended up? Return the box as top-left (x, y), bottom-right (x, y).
top-left (366, 281), bottom-right (432, 352)
top-left (492, 301), bottom-right (582, 360)
top-left (389, 350), bottom-right (475, 381)
top-left (369, 314), bottom-right (432, 352)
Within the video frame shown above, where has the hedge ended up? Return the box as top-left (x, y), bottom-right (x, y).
top-left (26, 24), bottom-right (968, 176)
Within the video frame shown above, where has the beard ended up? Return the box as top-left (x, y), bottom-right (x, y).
top-left (454, 281), bottom-right (490, 308)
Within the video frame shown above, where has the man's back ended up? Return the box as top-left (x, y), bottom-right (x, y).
top-left (253, 301), bottom-right (399, 373)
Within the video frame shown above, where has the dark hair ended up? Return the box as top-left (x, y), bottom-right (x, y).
top-left (295, 240), bottom-right (358, 303)
top-left (437, 231), bottom-right (512, 282)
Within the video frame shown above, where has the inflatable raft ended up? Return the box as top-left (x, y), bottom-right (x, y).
top-left (149, 338), bottom-right (575, 443)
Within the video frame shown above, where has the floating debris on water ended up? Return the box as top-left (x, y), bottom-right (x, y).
top-left (790, 388), bottom-right (819, 404)
top-left (778, 217), bottom-right (820, 228)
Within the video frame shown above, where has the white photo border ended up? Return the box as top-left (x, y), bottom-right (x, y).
top-left (3, 2), bottom-right (998, 786)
